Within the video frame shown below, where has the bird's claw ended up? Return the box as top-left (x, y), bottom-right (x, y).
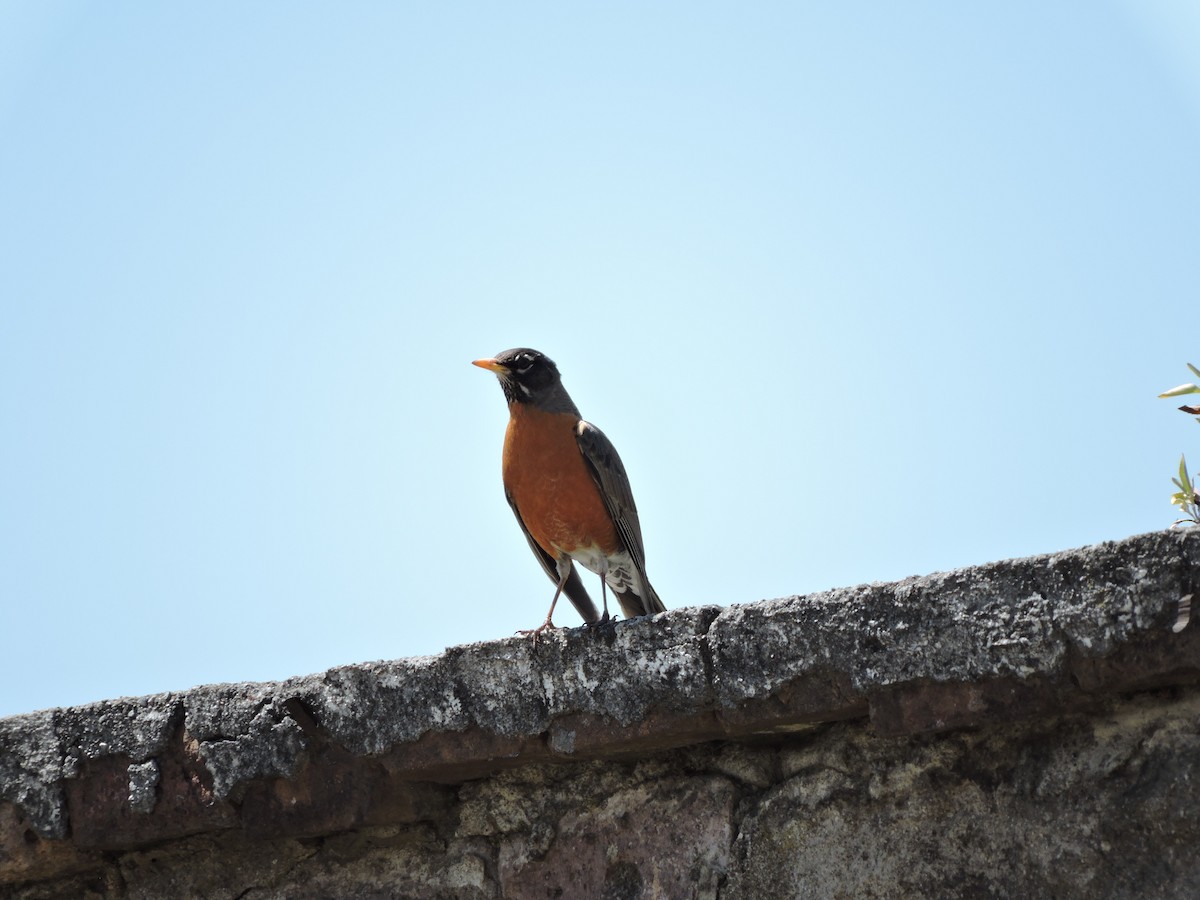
top-left (516, 620), bottom-right (556, 646)
top-left (586, 612), bottom-right (619, 631)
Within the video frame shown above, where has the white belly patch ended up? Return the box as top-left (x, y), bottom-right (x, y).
top-left (557, 544), bottom-right (639, 594)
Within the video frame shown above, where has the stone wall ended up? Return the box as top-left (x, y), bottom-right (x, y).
top-left (2, 529), bottom-right (1198, 898)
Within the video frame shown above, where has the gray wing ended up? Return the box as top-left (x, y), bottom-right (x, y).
top-left (505, 489), bottom-right (602, 624)
top-left (574, 421), bottom-right (647, 567)
top-left (575, 420), bottom-right (665, 615)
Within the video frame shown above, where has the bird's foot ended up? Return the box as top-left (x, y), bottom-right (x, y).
top-left (516, 618), bottom-right (557, 646)
top-left (599, 611), bottom-right (620, 626)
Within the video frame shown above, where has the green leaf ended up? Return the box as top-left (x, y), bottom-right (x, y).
top-left (1180, 455), bottom-right (1191, 490)
top-left (1158, 383), bottom-right (1200, 398)
top-left (1188, 363), bottom-right (1200, 379)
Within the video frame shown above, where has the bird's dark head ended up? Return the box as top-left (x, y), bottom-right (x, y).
top-left (472, 348), bottom-right (578, 413)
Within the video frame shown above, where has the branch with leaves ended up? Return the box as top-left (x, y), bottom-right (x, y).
top-left (1158, 363), bottom-right (1200, 526)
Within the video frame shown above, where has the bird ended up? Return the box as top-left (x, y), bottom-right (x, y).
top-left (473, 348), bottom-right (666, 637)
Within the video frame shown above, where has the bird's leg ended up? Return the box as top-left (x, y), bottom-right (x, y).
top-left (518, 562), bottom-right (572, 645)
top-left (598, 576), bottom-right (612, 625)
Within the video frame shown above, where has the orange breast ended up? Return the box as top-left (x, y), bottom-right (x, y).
top-left (503, 404), bottom-right (619, 559)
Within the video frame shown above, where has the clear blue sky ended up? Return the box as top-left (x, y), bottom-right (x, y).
top-left (3, 2), bottom-right (1199, 718)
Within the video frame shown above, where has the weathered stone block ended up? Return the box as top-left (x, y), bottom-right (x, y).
top-left (1, 529), bottom-right (1197, 897)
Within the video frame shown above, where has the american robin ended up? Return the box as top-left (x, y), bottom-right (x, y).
top-left (473, 348), bottom-right (666, 637)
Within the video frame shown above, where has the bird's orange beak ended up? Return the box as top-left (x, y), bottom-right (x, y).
top-left (472, 358), bottom-right (510, 374)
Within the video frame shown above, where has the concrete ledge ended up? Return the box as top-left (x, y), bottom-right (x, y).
top-left (2, 529), bottom-right (1198, 888)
